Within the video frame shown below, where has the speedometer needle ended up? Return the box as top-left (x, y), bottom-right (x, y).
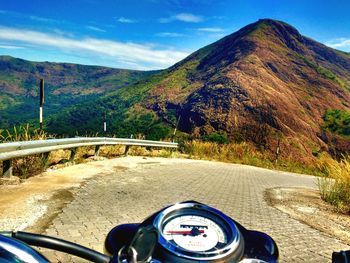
top-left (166, 230), bottom-right (205, 235)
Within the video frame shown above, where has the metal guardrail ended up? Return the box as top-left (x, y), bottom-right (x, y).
top-left (0, 137), bottom-right (178, 177)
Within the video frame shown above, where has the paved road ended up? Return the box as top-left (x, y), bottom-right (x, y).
top-left (39, 157), bottom-right (349, 262)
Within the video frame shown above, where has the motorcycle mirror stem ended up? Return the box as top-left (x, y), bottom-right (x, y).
top-left (112, 226), bottom-right (159, 263)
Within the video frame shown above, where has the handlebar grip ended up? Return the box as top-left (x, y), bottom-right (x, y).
top-left (10, 231), bottom-right (111, 263)
top-left (332, 250), bottom-right (350, 263)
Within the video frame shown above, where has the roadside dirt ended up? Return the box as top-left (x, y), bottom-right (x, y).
top-left (266, 187), bottom-right (350, 245)
top-left (0, 158), bottom-right (126, 233)
top-left (0, 156), bottom-right (198, 233)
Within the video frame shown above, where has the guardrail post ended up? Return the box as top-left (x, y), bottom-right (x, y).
top-left (69, 148), bottom-right (77, 162)
top-left (41, 152), bottom-right (50, 168)
top-left (2, 160), bottom-right (12, 177)
top-left (94, 145), bottom-right (100, 156)
top-left (124, 145), bottom-right (130, 156)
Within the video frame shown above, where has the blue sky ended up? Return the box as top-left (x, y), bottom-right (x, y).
top-left (0, 0), bottom-right (349, 70)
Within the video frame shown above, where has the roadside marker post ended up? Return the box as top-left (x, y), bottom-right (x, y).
top-left (104, 112), bottom-right (107, 134)
top-left (39, 79), bottom-right (44, 131)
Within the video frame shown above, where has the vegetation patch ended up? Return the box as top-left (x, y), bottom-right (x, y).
top-left (201, 131), bottom-right (229, 144)
top-left (0, 125), bottom-right (49, 179)
top-left (180, 140), bottom-right (327, 176)
top-left (301, 56), bottom-right (347, 88)
top-left (323, 109), bottom-right (350, 139)
top-left (318, 155), bottom-right (350, 213)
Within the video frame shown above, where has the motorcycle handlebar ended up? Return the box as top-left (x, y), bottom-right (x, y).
top-left (0, 231), bottom-right (111, 263)
top-left (332, 251), bottom-right (350, 263)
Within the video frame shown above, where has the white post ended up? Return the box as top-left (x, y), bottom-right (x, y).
top-left (39, 79), bottom-right (44, 131)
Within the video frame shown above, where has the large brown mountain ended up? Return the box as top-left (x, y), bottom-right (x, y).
top-left (17, 19), bottom-right (350, 156)
top-left (165, 18), bottom-right (350, 156)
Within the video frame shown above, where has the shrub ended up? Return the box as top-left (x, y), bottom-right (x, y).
top-left (323, 109), bottom-right (350, 138)
top-left (202, 132), bottom-right (229, 144)
top-left (318, 155), bottom-right (350, 213)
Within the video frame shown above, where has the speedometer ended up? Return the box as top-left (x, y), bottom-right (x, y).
top-left (153, 202), bottom-right (244, 262)
top-left (163, 215), bottom-right (226, 251)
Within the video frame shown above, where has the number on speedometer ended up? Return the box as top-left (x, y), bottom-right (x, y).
top-left (163, 215), bottom-right (227, 252)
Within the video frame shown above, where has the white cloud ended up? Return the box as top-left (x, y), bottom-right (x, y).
top-left (0, 44), bottom-right (25, 49)
top-left (325, 38), bottom-right (350, 49)
top-left (117, 17), bottom-right (138, 23)
top-left (0, 27), bottom-right (189, 70)
top-left (159, 13), bottom-right (203, 23)
top-left (198, 27), bottom-right (224, 32)
top-left (86, 26), bottom-right (106, 32)
top-left (175, 13), bottom-right (203, 22)
top-left (52, 29), bottom-right (75, 38)
top-left (29, 15), bottom-right (58, 23)
top-left (156, 32), bottom-right (185, 37)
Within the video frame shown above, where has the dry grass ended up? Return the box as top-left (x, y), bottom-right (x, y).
top-left (0, 124), bottom-right (48, 142)
top-left (318, 154), bottom-right (350, 213)
top-left (183, 140), bottom-right (262, 162)
top-left (129, 146), bottom-right (181, 158)
top-left (180, 140), bottom-right (328, 176)
top-left (0, 126), bottom-right (177, 179)
top-left (1, 125), bottom-right (50, 179)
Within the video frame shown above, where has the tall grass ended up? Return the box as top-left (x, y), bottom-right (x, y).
top-left (0, 124), bottom-right (47, 142)
top-left (0, 125), bottom-right (50, 179)
top-left (0, 125), bottom-right (152, 179)
top-left (318, 155), bottom-right (350, 213)
top-left (181, 140), bottom-right (327, 176)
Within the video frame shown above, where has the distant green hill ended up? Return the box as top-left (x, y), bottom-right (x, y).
top-left (0, 56), bottom-right (153, 128)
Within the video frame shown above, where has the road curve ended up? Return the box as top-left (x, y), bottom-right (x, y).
top-left (29, 157), bottom-right (349, 262)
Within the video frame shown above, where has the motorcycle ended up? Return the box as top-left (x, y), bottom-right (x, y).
top-left (0, 201), bottom-right (347, 262)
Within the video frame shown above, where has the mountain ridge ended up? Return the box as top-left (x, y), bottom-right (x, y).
top-left (2, 19), bottom-right (350, 158)
top-left (0, 55), bottom-right (153, 127)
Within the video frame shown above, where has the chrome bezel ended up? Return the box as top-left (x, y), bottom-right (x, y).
top-left (153, 202), bottom-right (243, 261)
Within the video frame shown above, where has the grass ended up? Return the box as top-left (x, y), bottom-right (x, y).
top-left (0, 125), bottom-right (177, 179)
top-left (0, 126), bottom-right (332, 179)
top-left (0, 124), bottom-right (47, 142)
top-left (180, 140), bottom-right (327, 176)
top-left (0, 125), bottom-right (49, 179)
top-left (318, 154), bottom-right (350, 213)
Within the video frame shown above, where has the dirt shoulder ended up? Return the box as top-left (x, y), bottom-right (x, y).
top-left (266, 187), bottom-right (350, 245)
top-left (0, 157), bottom-right (140, 233)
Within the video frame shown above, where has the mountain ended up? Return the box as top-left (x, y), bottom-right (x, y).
top-left (0, 56), bottom-right (153, 128)
top-left (9, 19), bottom-right (350, 157)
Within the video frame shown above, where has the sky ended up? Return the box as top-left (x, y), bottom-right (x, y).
top-left (0, 0), bottom-right (349, 70)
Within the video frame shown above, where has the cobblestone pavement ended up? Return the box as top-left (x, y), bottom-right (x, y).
top-left (39, 157), bottom-right (349, 262)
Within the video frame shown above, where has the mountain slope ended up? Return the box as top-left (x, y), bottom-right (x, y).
top-left (0, 56), bottom-right (152, 128)
top-left (43, 20), bottom-right (350, 155)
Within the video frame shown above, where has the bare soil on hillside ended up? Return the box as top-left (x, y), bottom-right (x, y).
top-left (266, 187), bottom-right (350, 245)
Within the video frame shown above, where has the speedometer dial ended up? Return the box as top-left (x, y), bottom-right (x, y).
top-left (163, 215), bottom-right (227, 251)
top-left (153, 202), bottom-right (244, 262)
